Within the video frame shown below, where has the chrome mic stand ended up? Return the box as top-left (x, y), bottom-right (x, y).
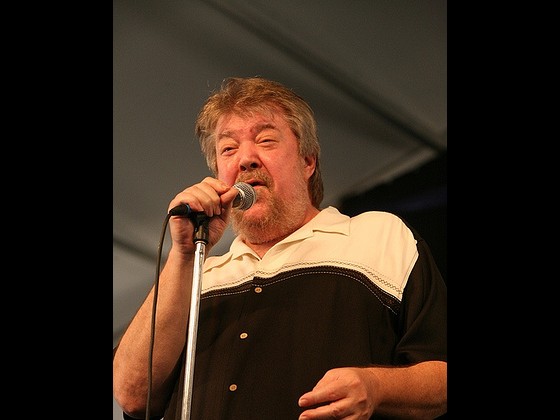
top-left (180, 214), bottom-right (210, 420)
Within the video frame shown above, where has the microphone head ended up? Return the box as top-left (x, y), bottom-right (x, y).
top-left (232, 182), bottom-right (256, 210)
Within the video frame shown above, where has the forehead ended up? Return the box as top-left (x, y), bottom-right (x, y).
top-left (216, 110), bottom-right (289, 136)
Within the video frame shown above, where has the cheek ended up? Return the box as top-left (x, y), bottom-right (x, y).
top-left (216, 160), bottom-right (237, 184)
top-left (274, 154), bottom-right (305, 174)
top-left (290, 156), bottom-right (313, 180)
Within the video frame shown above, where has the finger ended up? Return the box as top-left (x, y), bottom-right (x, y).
top-left (220, 185), bottom-right (244, 211)
top-left (299, 401), bottom-right (350, 419)
top-left (193, 182), bottom-right (224, 215)
top-left (299, 382), bottom-right (344, 408)
top-left (299, 391), bottom-right (344, 410)
top-left (170, 180), bottom-right (227, 217)
top-left (169, 187), bottom-right (216, 217)
top-left (198, 178), bottom-right (237, 214)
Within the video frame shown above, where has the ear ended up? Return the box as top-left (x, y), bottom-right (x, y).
top-left (303, 155), bottom-right (316, 179)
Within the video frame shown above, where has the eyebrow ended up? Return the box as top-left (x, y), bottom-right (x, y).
top-left (218, 123), bottom-right (278, 140)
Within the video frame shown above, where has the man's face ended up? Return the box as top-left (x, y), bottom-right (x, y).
top-left (214, 109), bottom-right (316, 241)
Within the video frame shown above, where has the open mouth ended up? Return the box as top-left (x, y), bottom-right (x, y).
top-left (243, 179), bottom-right (266, 188)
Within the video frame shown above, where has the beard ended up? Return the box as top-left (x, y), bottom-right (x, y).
top-left (230, 172), bottom-right (310, 245)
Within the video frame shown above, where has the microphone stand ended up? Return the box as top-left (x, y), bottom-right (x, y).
top-left (180, 214), bottom-right (210, 420)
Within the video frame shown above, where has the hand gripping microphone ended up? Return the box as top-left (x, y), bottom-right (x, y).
top-left (168, 182), bottom-right (256, 216)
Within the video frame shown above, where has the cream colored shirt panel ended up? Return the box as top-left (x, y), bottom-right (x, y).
top-left (202, 206), bottom-right (418, 300)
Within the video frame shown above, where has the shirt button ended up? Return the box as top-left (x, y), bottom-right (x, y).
top-left (240, 332), bottom-right (248, 339)
top-left (254, 286), bottom-right (262, 293)
top-left (229, 384), bottom-right (238, 392)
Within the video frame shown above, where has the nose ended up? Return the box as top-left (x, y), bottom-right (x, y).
top-left (238, 144), bottom-right (261, 172)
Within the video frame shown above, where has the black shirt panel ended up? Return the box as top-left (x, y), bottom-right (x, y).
top-left (190, 266), bottom-right (416, 419)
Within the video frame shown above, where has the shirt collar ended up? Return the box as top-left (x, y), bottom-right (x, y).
top-left (227, 206), bottom-right (349, 260)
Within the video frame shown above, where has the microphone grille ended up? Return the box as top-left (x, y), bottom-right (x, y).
top-left (232, 182), bottom-right (256, 210)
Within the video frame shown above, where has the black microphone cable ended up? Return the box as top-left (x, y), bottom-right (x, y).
top-left (145, 210), bottom-right (173, 420)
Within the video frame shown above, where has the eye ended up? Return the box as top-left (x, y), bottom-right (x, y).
top-left (219, 145), bottom-right (237, 155)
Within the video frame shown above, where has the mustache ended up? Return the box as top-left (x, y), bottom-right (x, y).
top-left (236, 170), bottom-right (272, 187)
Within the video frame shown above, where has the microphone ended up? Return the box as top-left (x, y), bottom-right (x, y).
top-left (168, 182), bottom-right (256, 216)
top-left (231, 181), bottom-right (257, 210)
